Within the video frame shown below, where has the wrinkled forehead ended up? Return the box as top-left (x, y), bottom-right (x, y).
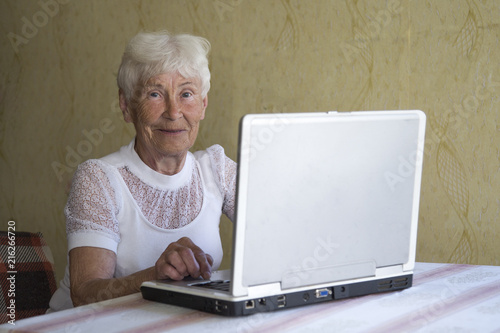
top-left (141, 72), bottom-right (202, 89)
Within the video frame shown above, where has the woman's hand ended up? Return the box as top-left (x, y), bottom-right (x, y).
top-left (155, 237), bottom-right (214, 280)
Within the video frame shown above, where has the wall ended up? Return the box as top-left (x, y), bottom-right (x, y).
top-left (1, 0), bottom-right (499, 283)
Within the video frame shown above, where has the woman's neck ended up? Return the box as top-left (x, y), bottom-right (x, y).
top-left (134, 141), bottom-right (187, 175)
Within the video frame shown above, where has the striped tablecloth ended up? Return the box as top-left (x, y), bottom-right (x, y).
top-left (2, 262), bottom-right (500, 332)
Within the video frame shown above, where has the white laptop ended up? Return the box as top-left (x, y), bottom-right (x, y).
top-left (141, 110), bottom-right (427, 316)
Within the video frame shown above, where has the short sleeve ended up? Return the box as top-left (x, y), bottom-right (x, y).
top-left (65, 160), bottom-right (121, 252)
top-left (206, 145), bottom-right (237, 222)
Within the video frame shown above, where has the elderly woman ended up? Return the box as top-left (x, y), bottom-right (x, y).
top-left (49, 31), bottom-right (236, 311)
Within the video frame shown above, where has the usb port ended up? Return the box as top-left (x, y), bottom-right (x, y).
top-left (315, 288), bottom-right (332, 298)
top-left (215, 300), bottom-right (227, 312)
top-left (215, 300), bottom-right (222, 312)
top-left (277, 295), bottom-right (286, 308)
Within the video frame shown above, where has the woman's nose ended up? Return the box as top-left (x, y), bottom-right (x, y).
top-left (163, 99), bottom-right (182, 120)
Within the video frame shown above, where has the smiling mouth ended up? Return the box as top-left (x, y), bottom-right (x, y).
top-left (158, 129), bottom-right (186, 135)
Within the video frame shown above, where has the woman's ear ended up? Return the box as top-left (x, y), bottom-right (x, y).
top-left (200, 95), bottom-right (208, 120)
top-left (119, 89), bottom-right (133, 123)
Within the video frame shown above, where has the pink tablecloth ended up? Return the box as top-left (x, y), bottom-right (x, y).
top-left (2, 262), bottom-right (500, 332)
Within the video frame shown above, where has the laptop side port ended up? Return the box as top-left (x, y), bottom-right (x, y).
top-left (245, 300), bottom-right (255, 309)
top-left (215, 300), bottom-right (222, 312)
top-left (277, 295), bottom-right (286, 308)
top-left (315, 288), bottom-right (332, 298)
top-left (215, 300), bottom-right (228, 313)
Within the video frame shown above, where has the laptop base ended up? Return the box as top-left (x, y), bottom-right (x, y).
top-left (141, 274), bottom-right (413, 316)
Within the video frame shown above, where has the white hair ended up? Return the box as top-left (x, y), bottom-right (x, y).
top-left (117, 31), bottom-right (211, 101)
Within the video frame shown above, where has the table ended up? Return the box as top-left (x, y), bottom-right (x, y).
top-left (2, 263), bottom-right (500, 332)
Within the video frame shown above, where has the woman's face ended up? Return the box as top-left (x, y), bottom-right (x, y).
top-left (121, 72), bottom-right (208, 164)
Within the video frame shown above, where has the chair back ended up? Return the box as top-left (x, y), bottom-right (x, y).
top-left (0, 231), bottom-right (57, 323)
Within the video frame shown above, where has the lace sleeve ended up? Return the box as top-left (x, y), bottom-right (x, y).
top-left (65, 160), bottom-right (121, 244)
top-left (207, 145), bottom-right (237, 222)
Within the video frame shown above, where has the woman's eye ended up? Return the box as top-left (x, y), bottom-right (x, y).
top-left (182, 92), bottom-right (192, 98)
top-left (149, 92), bottom-right (160, 98)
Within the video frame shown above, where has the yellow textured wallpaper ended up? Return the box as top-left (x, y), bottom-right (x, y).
top-left (1, 0), bottom-right (499, 283)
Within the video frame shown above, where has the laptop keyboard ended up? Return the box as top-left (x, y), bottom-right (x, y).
top-left (191, 279), bottom-right (230, 291)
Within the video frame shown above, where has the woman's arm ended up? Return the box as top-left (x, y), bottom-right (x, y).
top-left (69, 246), bottom-right (154, 306)
top-left (69, 237), bottom-right (213, 307)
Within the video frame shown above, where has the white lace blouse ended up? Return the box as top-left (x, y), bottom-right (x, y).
top-left (49, 140), bottom-right (236, 312)
top-left (65, 141), bottom-right (237, 248)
